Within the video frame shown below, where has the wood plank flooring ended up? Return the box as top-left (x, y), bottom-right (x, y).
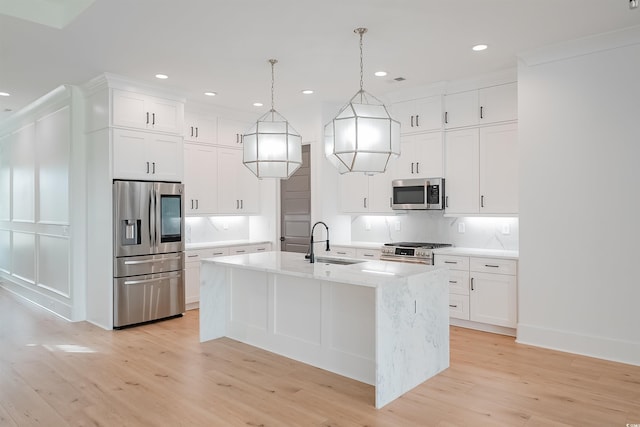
top-left (1, 287), bottom-right (639, 426)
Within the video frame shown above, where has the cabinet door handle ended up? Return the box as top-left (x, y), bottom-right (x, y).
top-left (190, 126), bottom-right (194, 137)
top-left (411, 162), bottom-right (414, 174)
top-left (471, 278), bottom-right (475, 291)
top-left (410, 115), bottom-right (414, 127)
top-left (449, 304), bottom-right (458, 308)
top-left (195, 127), bottom-right (198, 137)
top-left (191, 199), bottom-right (194, 209)
top-left (195, 199), bottom-right (199, 209)
top-left (257, 248), bottom-right (266, 251)
top-left (389, 197), bottom-right (392, 208)
top-left (146, 161), bottom-right (150, 174)
top-left (481, 195), bottom-right (485, 207)
top-left (187, 254), bottom-right (199, 258)
top-left (146, 112), bottom-right (150, 124)
top-left (444, 261), bottom-right (457, 264)
top-left (213, 252), bottom-right (224, 256)
top-left (364, 197), bottom-right (367, 208)
top-left (152, 113), bottom-right (156, 125)
top-left (236, 200), bottom-right (239, 209)
top-left (445, 195), bottom-right (449, 208)
top-left (449, 280), bottom-right (458, 284)
top-left (480, 106), bottom-right (484, 119)
top-left (152, 162), bottom-right (156, 174)
top-left (337, 251), bottom-right (347, 255)
top-left (415, 114), bottom-right (419, 127)
top-left (363, 254), bottom-right (374, 257)
top-left (444, 111), bottom-right (448, 124)
top-left (240, 199), bottom-right (243, 209)
top-left (236, 250), bottom-right (246, 253)
top-left (485, 264), bottom-right (500, 268)
top-left (416, 162), bottom-right (419, 174)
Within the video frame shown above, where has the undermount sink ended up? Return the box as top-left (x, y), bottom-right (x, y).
top-left (314, 257), bottom-right (365, 266)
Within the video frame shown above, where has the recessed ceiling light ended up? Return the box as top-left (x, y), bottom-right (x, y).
top-left (204, 92), bottom-right (217, 97)
top-left (472, 44), bottom-right (488, 51)
top-left (374, 71), bottom-right (387, 77)
top-left (0, 92), bottom-right (10, 97)
top-left (301, 89), bottom-right (314, 95)
top-left (253, 102), bottom-right (263, 107)
top-left (155, 74), bottom-right (168, 79)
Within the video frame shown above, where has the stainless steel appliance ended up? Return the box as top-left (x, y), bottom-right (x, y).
top-left (392, 178), bottom-right (444, 210)
top-left (380, 242), bottom-right (452, 264)
top-left (113, 180), bottom-right (185, 328)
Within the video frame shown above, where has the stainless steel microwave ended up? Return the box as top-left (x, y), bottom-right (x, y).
top-left (392, 178), bottom-right (445, 210)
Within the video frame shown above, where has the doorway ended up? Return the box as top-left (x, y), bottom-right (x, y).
top-left (280, 145), bottom-right (310, 253)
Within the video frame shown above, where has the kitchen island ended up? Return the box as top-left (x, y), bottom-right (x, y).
top-left (199, 251), bottom-right (449, 408)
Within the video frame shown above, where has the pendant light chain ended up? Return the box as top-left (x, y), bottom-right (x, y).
top-left (354, 28), bottom-right (368, 102)
top-left (269, 59), bottom-right (277, 113)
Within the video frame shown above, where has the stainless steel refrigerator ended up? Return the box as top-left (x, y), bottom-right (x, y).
top-left (113, 180), bottom-right (185, 328)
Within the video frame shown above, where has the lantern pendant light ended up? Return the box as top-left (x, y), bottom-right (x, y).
top-left (325, 28), bottom-right (400, 174)
top-left (243, 59), bottom-right (302, 179)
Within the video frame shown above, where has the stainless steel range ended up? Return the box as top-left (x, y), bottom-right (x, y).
top-left (380, 242), bottom-right (452, 265)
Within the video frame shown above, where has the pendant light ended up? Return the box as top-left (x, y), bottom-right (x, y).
top-left (243, 59), bottom-right (302, 179)
top-left (325, 28), bottom-right (400, 174)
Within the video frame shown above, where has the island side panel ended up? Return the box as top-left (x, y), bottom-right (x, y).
top-left (375, 268), bottom-right (450, 408)
top-left (200, 262), bottom-right (228, 342)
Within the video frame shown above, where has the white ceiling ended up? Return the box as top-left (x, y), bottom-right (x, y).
top-left (1, 0), bottom-right (638, 120)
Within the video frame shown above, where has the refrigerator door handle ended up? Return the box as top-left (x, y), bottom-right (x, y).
top-left (123, 256), bottom-right (182, 265)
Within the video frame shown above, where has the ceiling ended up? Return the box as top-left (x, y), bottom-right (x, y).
top-left (1, 0), bottom-right (638, 121)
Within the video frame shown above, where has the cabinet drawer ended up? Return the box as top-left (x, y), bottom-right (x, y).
top-left (448, 270), bottom-right (469, 295)
top-left (329, 247), bottom-right (357, 258)
top-left (470, 257), bottom-right (517, 275)
top-left (185, 251), bottom-right (202, 264)
top-left (356, 248), bottom-right (380, 260)
top-left (449, 294), bottom-right (470, 320)
top-left (435, 255), bottom-right (469, 270)
top-left (198, 247), bottom-right (230, 258)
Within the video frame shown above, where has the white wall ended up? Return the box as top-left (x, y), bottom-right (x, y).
top-left (517, 26), bottom-right (640, 365)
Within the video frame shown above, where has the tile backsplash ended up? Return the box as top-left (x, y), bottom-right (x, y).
top-left (349, 211), bottom-right (518, 250)
top-left (185, 216), bottom-right (250, 243)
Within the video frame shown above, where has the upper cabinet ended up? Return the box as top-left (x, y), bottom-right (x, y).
top-left (339, 167), bottom-right (395, 214)
top-left (391, 95), bottom-right (442, 135)
top-left (112, 89), bottom-right (184, 135)
top-left (217, 117), bottom-right (249, 147)
top-left (184, 111), bottom-right (217, 144)
top-left (396, 132), bottom-right (443, 179)
top-left (216, 148), bottom-right (260, 214)
top-left (183, 143), bottom-right (218, 215)
top-left (445, 123), bottom-right (518, 214)
top-left (444, 82), bottom-right (517, 129)
top-left (112, 128), bottom-right (183, 182)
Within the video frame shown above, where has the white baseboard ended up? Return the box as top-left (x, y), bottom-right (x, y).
top-left (516, 323), bottom-right (640, 367)
top-left (450, 318), bottom-right (516, 337)
top-left (1, 279), bottom-right (73, 321)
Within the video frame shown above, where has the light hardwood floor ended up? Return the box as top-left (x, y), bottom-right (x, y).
top-left (0, 287), bottom-right (638, 427)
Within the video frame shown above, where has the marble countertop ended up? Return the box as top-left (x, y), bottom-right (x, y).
top-left (432, 247), bottom-right (519, 259)
top-left (186, 240), bottom-right (271, 250)
top-left (201, 251), bottom-right (442, 288)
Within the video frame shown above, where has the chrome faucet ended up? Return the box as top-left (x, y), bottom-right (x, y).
top-left (305, 221), bottom-right (330, 263)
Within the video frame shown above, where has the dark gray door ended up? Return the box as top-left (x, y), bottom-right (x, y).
top-left (280, 145), bottom-right (310, 253)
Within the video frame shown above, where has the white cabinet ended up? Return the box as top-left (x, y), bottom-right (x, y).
top-left (327, 246), bottom-right (357, 258)
top-left (435, 254), bottom-right (470, 320)
top-left (435, 254), bottom-right (517, 328)
top-left (339, 170), bottom-right (394, 214)
top-left (444, 83), bottom-right (517, 129)
top-left (396, 132), bottom-right (443, 178)
top-left (217, 117), bottom-right (249, 147)
top-left (184, 143), bottom-right (218, 215)
top-left (184, 247), bottom-right (230, 308)
top-left (112, 89), bottom-right (184, 134)
top-left (356, 248), bottom-right (380, 260)
top-left (445, 123), bottom-right (518, 214)
top-left (392, 96), bottom-right (442, 135)
top-left (216, 148), bottom-right (260, 214)
top-left (112, 128), bottom-right (183, 181)
top-left (229, 243), bottom-right (271, 255)
top-left (184, 112), bottom-right (217, 144)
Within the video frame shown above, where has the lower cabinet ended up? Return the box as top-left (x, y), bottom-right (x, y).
top-left (184, 243), bottom-right (272, 308)
top-left (435, 254), bottom-right (517, 329)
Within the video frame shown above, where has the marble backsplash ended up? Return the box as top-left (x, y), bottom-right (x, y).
top-left (185, 216), bottom-right (250, 244)
top-left (349, 211), bottom-right (519, 250)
